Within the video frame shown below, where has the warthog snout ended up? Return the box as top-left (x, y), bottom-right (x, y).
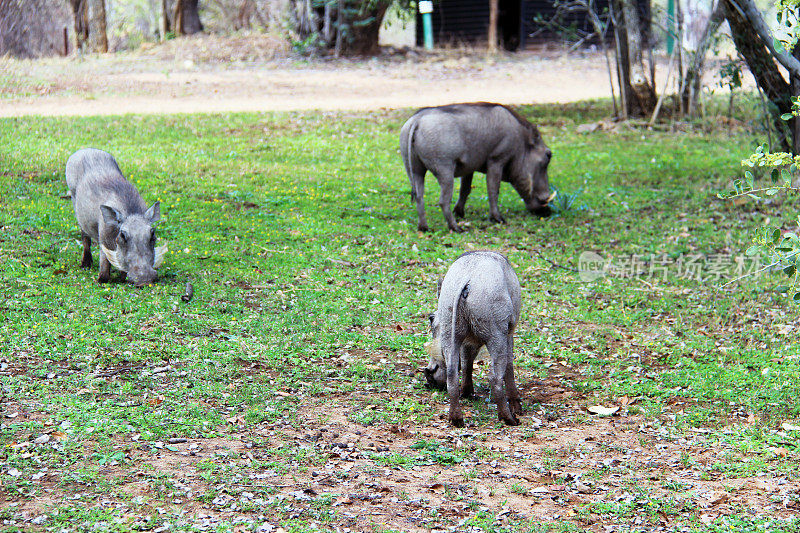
top-left (423, 338), bottom-right (447, 389)
top-left (527, 198), bottom-right (552, 217)
top-left (129, 267), bottom-right (157, 288)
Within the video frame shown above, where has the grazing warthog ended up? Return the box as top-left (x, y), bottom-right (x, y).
top-left (399, 102), bottom-right (552, 232)
top-left (424, 251), bottom-right (523, 427)
top-left (66, 148), bottom-right (167, 287)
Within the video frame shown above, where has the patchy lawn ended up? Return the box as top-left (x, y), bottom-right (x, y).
top-left (1, 101), bottom-right (799, 532)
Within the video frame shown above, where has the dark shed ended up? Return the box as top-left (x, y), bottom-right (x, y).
top-left (415, 0), bottom-right (616, 51)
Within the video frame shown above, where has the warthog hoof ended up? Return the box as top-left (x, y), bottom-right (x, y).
top-left (449, 416), bottom-right (465, 427)
top-left (500, 413), bottom-right (520, 426)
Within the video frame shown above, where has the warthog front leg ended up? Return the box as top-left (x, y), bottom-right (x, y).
top-left (486, 162), bottom-right (506, 224)
top-left (80, 232), bottom-right (92, 268)
top-left (98, 251), bottom-right (111, 283)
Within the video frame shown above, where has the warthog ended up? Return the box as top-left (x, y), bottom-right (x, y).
top-left (66, 148), bottom-right (166, 287)
top-left (424, 251), bottom-right (523, 426)
top-left (399, 102), bottom-right (552, 232)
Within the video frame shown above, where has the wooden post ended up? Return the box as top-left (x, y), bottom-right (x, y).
top-left (64, 26), bottom-right (69, 55)
top-left (488, 0), bottom-right (498, 52)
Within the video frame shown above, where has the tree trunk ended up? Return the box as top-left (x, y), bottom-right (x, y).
top-left (181, 0), bottom-right (203, 34)
top-left (488, 0), bottom-right (498, 53)
top-left (68, 0), bottom-right (90, 51)
top-left (163, 0), bottom-right (203, 36)
top-left (338, 2), bottom-right (390, 56)
top-left (792, 45), bottom-right (800, 155)
top-left (620, 0), bottom-right (656, 116)
top-left (323, 1), bottom-right (333, 42)
top-left (611, 0), bottom-right (632, 118)
top-left (681, 1), bottom-right (724, 115)
top-left (173, 0), bottom-right (184, 34)
top-left (161, 0), bottom-right (170, 39)
top-left (88, 0), bottom-right (108, 52)
top-left (335, 0), bottom-right (344, 56)
top-left (723, 0), bottom-right (791, 151)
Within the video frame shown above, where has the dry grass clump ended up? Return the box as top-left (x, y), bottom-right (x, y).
top-left (140, 31), bottom-right (290, 63)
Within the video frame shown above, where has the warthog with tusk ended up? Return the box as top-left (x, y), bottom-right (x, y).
top-left (400, 102), bottom-right (553, 232)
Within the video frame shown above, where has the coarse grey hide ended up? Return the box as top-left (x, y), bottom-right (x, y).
top-left (424, 250), bottom-right (523, 426)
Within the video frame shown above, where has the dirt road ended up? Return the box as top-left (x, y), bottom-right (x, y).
top-left (0, 45), bottom-right (655, 117)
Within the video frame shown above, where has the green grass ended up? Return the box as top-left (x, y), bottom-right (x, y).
top-left (1, 100), bottom-right (799, 532)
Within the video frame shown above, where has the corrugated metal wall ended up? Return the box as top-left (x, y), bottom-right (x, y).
top-left (415, 0), bottom-right (491, 48)
top-left (415, 0), bottom-right (616, 50)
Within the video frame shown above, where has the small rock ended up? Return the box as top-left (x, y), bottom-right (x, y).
top-left (576, 122), bottom-right (600, 134)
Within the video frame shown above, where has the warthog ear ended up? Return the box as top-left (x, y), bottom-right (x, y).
top-left (100, 205), bottom-right (123, 225)
top-left (153, 243), bottom-right (168, 268)
top-left (526, 125), bottom-right (542, 147)
top-left (424, 339), bottom-right (444, 366)
top-left (100, 244), bottom-right (124, 270)
top-left (145, 201), bottom-right (161, 223)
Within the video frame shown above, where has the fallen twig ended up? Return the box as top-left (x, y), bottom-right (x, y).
top-left (531, 250), bottom-right (579, 273)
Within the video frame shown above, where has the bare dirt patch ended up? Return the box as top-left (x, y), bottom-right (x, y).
top-left (5, 373), bottom-right (797, 531)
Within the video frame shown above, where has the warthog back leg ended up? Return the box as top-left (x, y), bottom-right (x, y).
top-left (504, 335), bottom-right (522, 417)
top-left (410, 169), bottom-right (428, 232)
top-left (454, 172), bottom-right (473, 219)
top-left (486, 336), bottom-right (519, 426)
top-left (443, 335), bottom-right (464, 427)
top-left (433, 169), bottom-right (461, 232)
top-left (80, 232), bottom-right (92, 268)
top-left (460, 344), bottom-right (479, 398)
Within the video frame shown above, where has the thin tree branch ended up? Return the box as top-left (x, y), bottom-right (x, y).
top-left (730, 0), bottom-right (800, 76)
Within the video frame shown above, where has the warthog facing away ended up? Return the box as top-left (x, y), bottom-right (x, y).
top-left (400, 102), bottom-right (552, 232)
top-left (66, 148), bottom-right (166, 287)
top-left (424, 251), bottom-right (523, 426)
